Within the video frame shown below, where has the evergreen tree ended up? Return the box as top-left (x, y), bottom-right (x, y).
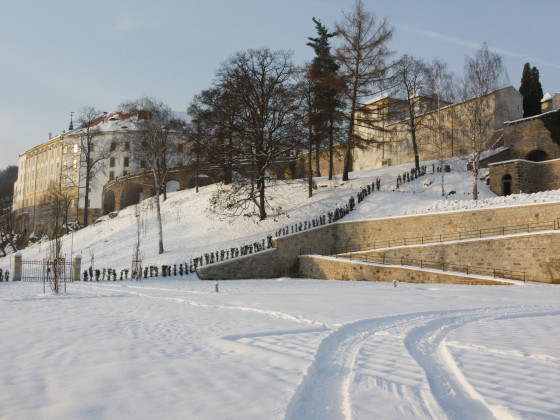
top-left (307, 17), bottom-right (345, 180)
top-left (519, 62), bottom-right (543, 118)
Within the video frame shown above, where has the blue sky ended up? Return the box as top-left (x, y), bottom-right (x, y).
top-left (1, 0), bottom-right (558, 169)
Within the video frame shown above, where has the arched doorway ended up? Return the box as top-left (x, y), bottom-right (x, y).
top-left (187, 174), bottom-right (214, 189)
top-left (502, 174), bottom-right (512, 196)
top-left (103, 190), bottom-right (116, 215)
top-left (166, 180), bottom-right (180, 193)
top-left (120, 183), bottom-right (144, 210)
top-left (526, 150), bottom-right (548, 162)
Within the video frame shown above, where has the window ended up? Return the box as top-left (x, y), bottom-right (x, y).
top-left (124, 141), bottom-right (130, 151)
top-left (71, 174), bottom-right (76, 183)
top-left (110, 142), bottom-right (117, 152)
top-left (110, 157), bottom-right (115, 167)
top-left (63, 160), bottom-right (67, 169)
top-left (109, 171), bottom-right (115, 181)
top-left (123, 170), bottom-right (129, 176)
top-left (140, 160), bottom-right (146, 169)
top-left (455, 128), bottom-right (459, 137)
top-left (177, 143), bottom-right (184, 153)
top-left (73, 159), bottom-right (78, 169)
top-left (123, 157), bottom-right (129, 167)
top-left (73, 144), bottom-right (78, 153)
top-left (90, 143), bottom-right (95, 151)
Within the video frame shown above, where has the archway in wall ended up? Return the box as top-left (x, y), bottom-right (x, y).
top-left (120, 183), bottom-right (144, 210)
top-left (166, 180), bottom-right (180, 193)
top-left (103, 190), bottom-right (116, 215)
top-left (502, 174), bottom-right (512, 196)
top-left (284, 166), bottom-right (294, 180)
top-left (526, 150), bottom-right (548, 162)
top-left (187, 175), bottom-right (214, 189)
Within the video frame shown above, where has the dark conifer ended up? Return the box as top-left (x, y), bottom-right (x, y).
top-left (520, 62), bottom-right (543, 117)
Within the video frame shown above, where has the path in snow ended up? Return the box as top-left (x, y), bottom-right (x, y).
top-left (284, 307), bottom-right (558, 420)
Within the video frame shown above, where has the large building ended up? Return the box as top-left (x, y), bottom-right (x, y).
top-left (13, 111), bottom-right (187, 237)
top-left (352, 86), bottom-right (523, 170)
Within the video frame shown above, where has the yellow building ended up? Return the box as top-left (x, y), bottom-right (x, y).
top-left (352, 86), bottom-right (523, 170)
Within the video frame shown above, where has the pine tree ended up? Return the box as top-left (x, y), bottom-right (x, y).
top-left (307, 17), bottom-right (344, 180)
top-left (519, 62), bottom-right (543, 118)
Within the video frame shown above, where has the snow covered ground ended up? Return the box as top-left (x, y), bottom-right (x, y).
top-left (2, 158), bottom-right (560, 419)
top-left (1, 279), bottom-right (559, 419)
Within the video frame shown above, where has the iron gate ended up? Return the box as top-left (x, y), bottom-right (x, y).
top-left (20, 259), bottom-right (73, 283)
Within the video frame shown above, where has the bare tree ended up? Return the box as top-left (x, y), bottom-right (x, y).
top-left (392, 55), bottom-right (433, 171)
top-left (426, 60), bottom-right (455, 196)
top-left (187, 87), bottom-right (238, 188)
top-left (336, 0), bottom-right (393, 181)
top-left (210, 48), bottom-right (302, 221)
top-left (75, 107), bottom-right (111, 227)
top-left (121, 97), bottom-right (184, 254)
top-left (459, 43), bottom-right (507, 200)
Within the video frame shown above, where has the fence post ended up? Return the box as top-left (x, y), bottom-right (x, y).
top-left (13, 252), bottom-right (22, 281)
top-left (73, 255), bottom-right (82, 282)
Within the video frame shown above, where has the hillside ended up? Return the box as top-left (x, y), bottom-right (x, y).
top-left (2, 157), bottom-right (560, 274)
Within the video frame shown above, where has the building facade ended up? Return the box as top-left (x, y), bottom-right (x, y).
top-left (352, 86), bottom-right (523, 170)
top-left (13, 111), bottom-right (188, 237)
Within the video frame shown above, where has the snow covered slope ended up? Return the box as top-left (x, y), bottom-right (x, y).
top-left (2, 157), bottom-right (560, 273)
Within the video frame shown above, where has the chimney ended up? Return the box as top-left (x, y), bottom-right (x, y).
top-left (49, 132), bottom-right (52, 140)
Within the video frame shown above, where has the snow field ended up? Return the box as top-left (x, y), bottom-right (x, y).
top-left (2, 279), bottom-right (559, 419)
top-left (2, 157), bottom-right (560, 419)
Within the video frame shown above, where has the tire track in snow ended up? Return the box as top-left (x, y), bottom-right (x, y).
top-left (284, 307), bottom-right (554, 420)
top-left (76, 282), bottom-right (330, 329)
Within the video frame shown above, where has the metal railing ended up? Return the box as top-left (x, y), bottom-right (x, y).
top-left (20, 259), bottom-right (73, 283)
top-left (300, 218), bottom-right (559, 256)
top-left (330, 253), bottom-right (532, 282)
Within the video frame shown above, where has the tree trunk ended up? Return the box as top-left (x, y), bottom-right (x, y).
top-left (83, 168), bottom-right (90, 227)
top-left (258, 176), bottom-right (266, 220)
top-left (153, 170), bottom-right (164, 254)
top-left (314, 140), bottom-right (321, 177)
top-left (411, 128), bottom-right (420, 171)
top-left (308, 126), bottom-right (313, 198)
top-left (472, 152), bottom-right (479, 201)
top-left (328, 115), bottom-right (334, 180)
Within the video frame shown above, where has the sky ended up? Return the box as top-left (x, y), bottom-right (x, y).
top-left (1, 0), bottom-right (558, 169)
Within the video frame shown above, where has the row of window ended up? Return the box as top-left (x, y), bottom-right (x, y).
top-left (109, 156), bottom-right (130, 167)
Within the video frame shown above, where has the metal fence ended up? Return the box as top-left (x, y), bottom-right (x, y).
top-left (300, 218), bottom-right (560, 256)
top-left (20, 259), bottom-right (73, 283)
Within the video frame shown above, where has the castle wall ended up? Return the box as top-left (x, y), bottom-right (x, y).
top-left (197, 201), bottom-right (560, 282)
top-left (298, 256), bottom-right (511, 285)
top-left (489, 158), bottom-right (560, 195)
top-left (347, 232), bottom-right (560, 283)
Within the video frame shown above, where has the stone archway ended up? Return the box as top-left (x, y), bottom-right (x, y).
top-left (526, 149), bottom-right (548, 162)
top-left (502, 174), bottom-right (512, 196)
top-left (103, 190), bottom-right (116, 215)
top-left (166, 179), bottom-right (180, 193)
top-left (120, 183), bottom-right (144, 210)
top-left (187, 174), bottom-right (214, 189)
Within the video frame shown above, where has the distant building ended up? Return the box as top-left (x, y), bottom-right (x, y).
top-left (351, 86), bottom-right (523, 170)
top-left (12, 111), bottom-right (187, 237)
top-left (541, 92), bottom-right (560, 113)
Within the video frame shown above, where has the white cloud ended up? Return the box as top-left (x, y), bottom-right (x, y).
top-left (398, 23), bottom-right (560, 70)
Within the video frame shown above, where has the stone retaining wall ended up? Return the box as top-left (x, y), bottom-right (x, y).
top-left (196, 201), bottom-right (560, 281)
top-left (298, 256), bottom-right (511, 285)
top-left (348, 232), bottom-right (560, 283)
